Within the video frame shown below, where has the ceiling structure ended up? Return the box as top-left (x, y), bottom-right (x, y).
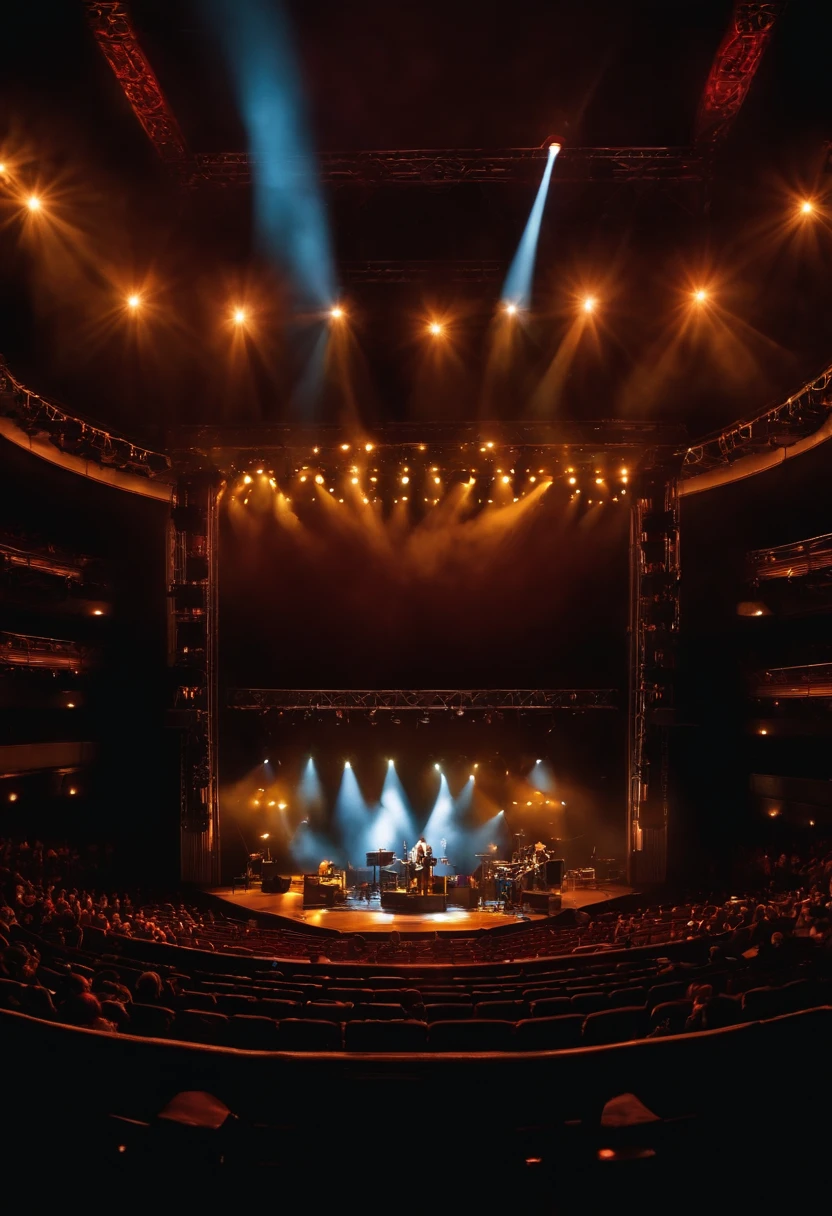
top-left (2, 1), bottom-right (830, 437)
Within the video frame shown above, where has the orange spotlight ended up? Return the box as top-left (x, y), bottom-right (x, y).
top-left (504, 302), bottom-right (518, 316)
top-left (692, 288), bottom-right (708, 304)
top-left (799, 199), bottom-right (815, 216)
top-left (428, 321), bottom-right (443, 336)
top-left (232, 307), bottom-right (246, 325)
top-left (568, 476), bottom-right (577, 485)
top-left (549, 142), bottom-right (562, 154)
top-left (582, 296), bottom-right (596, 313)
top-left (330, 305), bottom-right (345, 320)
top-left (126, 293), bottom-right (141, 311)
top-left (26, 195), bottom-right (41, 212)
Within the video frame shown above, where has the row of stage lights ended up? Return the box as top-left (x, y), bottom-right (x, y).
top-left (232, 463), bottom-right (630, 507)
top-left (5, 172), bottom-right (824, 328)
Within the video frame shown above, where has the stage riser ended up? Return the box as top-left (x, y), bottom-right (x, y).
top-left (380, 892), bottom-right (447, 913)
top-left (523, 890), bottom-right (563, 914)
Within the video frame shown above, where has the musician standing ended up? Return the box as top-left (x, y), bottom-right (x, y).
top-left (410, 836), bottom-right (432, 895)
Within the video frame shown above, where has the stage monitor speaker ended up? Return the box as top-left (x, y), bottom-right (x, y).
top-left (545, 858), bottom-right (565, 888)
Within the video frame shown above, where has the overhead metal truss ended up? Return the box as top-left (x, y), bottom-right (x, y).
top-left (680, 357), bottom-right (832, 476)
top-left (340, 260), bottom-right (504, 284)
top-left (0, 631), bottom-right (88, 672)
top-left (695, 2), bottom-right (786, 144)
top-left (183, 146), bottom-right (707, 189)
top-left (752, 663), bottom-right (832, 699)
top-left (228, 688), bottom-right (617, 712)
top-left (85, 2), bottom-right (187, 164)
top-left (749, 533), bottom-right (832, 583)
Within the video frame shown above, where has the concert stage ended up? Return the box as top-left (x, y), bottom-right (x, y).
top-left (210, 881), bottom-right (635, 935)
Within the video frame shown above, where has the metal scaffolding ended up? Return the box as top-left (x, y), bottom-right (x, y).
top-left (228, 688), bottom-right (617, 712)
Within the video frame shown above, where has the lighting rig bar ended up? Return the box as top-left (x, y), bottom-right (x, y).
top-left (183, 146), bottom-right (707, 189)
top-left (228, 689), bottom-right (617, 712)
top-left (681, 357), bottom-right (832, 476)
top-left (340, 260), bottom-right (504, 284)
top-left (749, 533), bottom-right (832, 583)
top-left (695, 2), bottom-right (786, 145)
top-left (752, 664), bottom-right (832, 699)
top-left (0, 631), bottom-right (88, 672)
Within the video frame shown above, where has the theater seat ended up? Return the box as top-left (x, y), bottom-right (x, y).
top-left (424, 1003), bottom-right (473, 1022)
top-left (428, 1019), bottom-right (515, 1052)
top-left (647, 981), bottom-right (689, 1010)
top-left (226, 1014), bottom-right (281, 1050)
top-left (327, 987), bottom-right (374, 1004)
top-left (304, 1000), bottom-right (353, 1021)
top-left (127, 1002), bottom-right (175, 1038)
top-left (474, 999), bottom-right (526, 1021)
top-left (257, 998), bottom-right (302, 1019)
top-left (570, 992), bottom-right (609, 1014)
top-left (648, 1000), bottom-right (692, 1035)
top-left (354, 1003), bottom-right (406, 1020)
top-left (529, 996), bottom-right (571, 1018)
top-left (279, 1018), bottom-right (343, 1051)
top-left (582, 1006), bottom-right (645, 1046)
top-left (608, 987), bottom-right (647, 1009)
top-left (176, 990), bottom-right (217, 1011)
top-left (0, 978), bottom-right (25, 1010)
top-left (370, 988), bottom-right (420, 1010)
top-left (513, 1014), bottom-right (585, 1051)
top-left (345, 1019), bottom-right (428, 1052)
top-left (420, 991), bottom-right (471, 1004)
top-left (214, 993), bottom-right (257, 1016)
top-left (173, 1009), bottom-right (230, 1046)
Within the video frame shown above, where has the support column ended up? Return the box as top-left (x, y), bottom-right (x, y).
top-left (627, 470), bottom-right (680, 885)
top-left (167, 474), bottom-right (221, 885)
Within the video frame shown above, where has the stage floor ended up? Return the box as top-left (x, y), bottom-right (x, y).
top-left (210, 882), bottom-right (635, 934)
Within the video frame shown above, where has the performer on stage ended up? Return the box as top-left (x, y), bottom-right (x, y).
top-left (410, 836), bottom-right (433, 895)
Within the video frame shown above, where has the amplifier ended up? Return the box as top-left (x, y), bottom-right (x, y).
top-left (545, 858), bottom-right (565, 889)
top-left (523, 890), bottom-right (562, 915)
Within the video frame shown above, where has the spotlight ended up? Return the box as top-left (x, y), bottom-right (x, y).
top-left (692, 289), bottom-right (708, 304)
top-left (428, 321), bottom-right (443, 336)
top-left (92, 609), bottom-right (104, 617)
top-left (536, 759), bottom-right (542, 764)
top-left (315, 474), bottom-right (325, 484)
top-left (800, 200), bottom-right (814, 215)
top-left (568, 476), bottom-right (577, 485)
top-left (126, 293), bottom-right (141, 311)
top-left (549, 142), bottom-right (562, 153)
top-left (232, 307), bottom-right (246, 325)
top-left (434, 763), bottom-right (441, 771)
top-left (582, 296), bottom-right (596, 313)
top-left (66, 702), bottom-right (75, 709)
top-left (260, 833), bottom-right (270, 840)
top-left (504, 302), bottom-right (518, 316)
top-left (8, 792), bottom-right (18, 803)
top-left (365, 443), bottom-right (374, 452)
top-left (344, 760), bottom-right (351, 768)
top-left (68, 788), bottom-right (78, 796)
top-left (401, 475), bottom-right (409, 485)
top-left (330, 305), bottom-right (345, 320)
top-left (26, 195), bottom-right (41, 212)
top-left (387, 758), bottom-right (394, 765)
top-left (278, 802), bottom-right (287, 810)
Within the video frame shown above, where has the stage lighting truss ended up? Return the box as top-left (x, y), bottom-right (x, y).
top-left (752, 663), bottom-right (832, 700)
top-left (182, 147), bottom-right (708, 189)
top-left (0, 631), bottom-right (88, 673)
top-left (0, 360), bottom-right (173, 482)
top-left (748, 532), bottom-right (832, 585)
top-left (227, 688), bottom-right (617, 713)
top-left (681, 357), bottom-right (832, 476)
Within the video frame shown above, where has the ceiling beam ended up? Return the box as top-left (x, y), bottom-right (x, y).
top-left (695, 1), bottom-right (786, 144)
top-left (85, 1), bottom-right (189, 166)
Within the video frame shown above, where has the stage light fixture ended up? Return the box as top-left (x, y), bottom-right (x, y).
top-left (351, 476), bottom-right (359, 485)
top-left (434, 763), bottom-right (441, 771)
top-left (693, 289), bottom-right (708, 304)
top-left (344, 760), bottom-right (351, 768)
top-left (549, 142), bottom-right (561, 153)
top-left (568, 476), bottom-right (577, 485)
top-left (315, 474), bottom-right (324, 484)
top-left (278, 802), bottom-right (287, 810)
top-left (582, 296), bottom-right (596, 313)
top-left (260, 833), bottom-right (270, 840)
top-left (387, 758), bottom-right (394, 765)
top-left (504, 302), bottom-right (518, 316)
top-left (243, 474), bottom-right (252, 485)
top-left (92, 609), bottom-right (104, 616)
top-left (800, 200), bottom-right (814, 215)
top-left (232, 307), bottom-right (246, 324)
top-left (8, 792), bottom-right (18, 802)
top-left (536, 758), bottom-right (542, 764)
top-left (401, 475), bottom-right (409, 485)
top-left (126, 293), bottom-right (141, 311)
top-left (428, 321), bottom-right (443, 336)
top-left (365, 443), bottom-right (374, 452)
top-left (68, 788), bottom-right (77, 796)
top-left (66, 702), bottom-right (75, 708)
top-left (26, 195), bottom-right (41, 212)
top-left (330, 305), bottom-right (345, 320)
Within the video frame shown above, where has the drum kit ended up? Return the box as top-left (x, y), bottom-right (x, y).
top-left (476, 833), bottom-right (561, 905)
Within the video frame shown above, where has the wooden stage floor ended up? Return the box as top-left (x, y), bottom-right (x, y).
top-left (210, 882), bottom-right (635, 935)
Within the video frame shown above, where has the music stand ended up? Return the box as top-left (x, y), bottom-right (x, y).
top-left (365, 850), bottom-right (394, 894)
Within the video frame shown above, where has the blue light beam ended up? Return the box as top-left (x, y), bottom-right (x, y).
top-left (373, 763), bottom-right (417, 855)
top-left (333, 764), bottom-right (371, 869)
top-left (501, 145), bottom-right (559, 311)
top-left (208, 0), bottom-right (335, 309)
